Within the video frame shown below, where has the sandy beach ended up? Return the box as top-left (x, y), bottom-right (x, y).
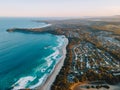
top-left (37, 37), bottom-right (69, 90)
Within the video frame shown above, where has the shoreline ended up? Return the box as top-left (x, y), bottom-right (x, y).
top-left (37, 36), bottom-right (69, 90)
top-left (6, 18), bottom-right (120, 90)
top-left (6, 22), bottom-right (69, 90)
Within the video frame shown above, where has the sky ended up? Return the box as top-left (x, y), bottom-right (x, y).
top-left (0, 0), bottom-right (120, 17)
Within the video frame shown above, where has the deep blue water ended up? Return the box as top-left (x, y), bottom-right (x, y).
top-left (0, 18), bottom-right (66, 89)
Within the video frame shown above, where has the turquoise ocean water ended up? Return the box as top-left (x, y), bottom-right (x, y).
top-left (0, 18), bottom-right (66, 89)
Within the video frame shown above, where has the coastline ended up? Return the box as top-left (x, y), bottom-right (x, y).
top-left (6, 22), bottom-right (70, 89)
top-left (5, 18), bottom-right (120, 90)
top-left (37, 36), bottom-right (69, 90)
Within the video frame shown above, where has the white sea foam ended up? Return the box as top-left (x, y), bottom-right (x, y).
top-left (30, 75), bottom-right (47, 89)
top-left (34, 36), bottom-right (66, 89)
top-left (28, 36), bottom-right (67, 89)
top-left (20, 36), bottom-right (67, 89)
top-left (56, 35), bottom-right (65, 47)
top-left (41, 68), bottom-right (46, 73)
top-left (30, 24), bottom-right (52, 29)
top-left (39, 24), bottom-right (51, 28)
top-left (12, 76), bottom-right (36, 90)
top-left (45, 49), bottom-right (59, 61)
top-left (45, 45), bottom-right (60, 67)
top-left (44, 50), bottom-right (59, 67)
top-left (45, 36), bottom-right (66, 66)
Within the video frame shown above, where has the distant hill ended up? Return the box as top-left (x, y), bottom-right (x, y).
top-left (86, 15), bottom-right (120, 22)
top-left (112, 15), bottom-right (120, 18)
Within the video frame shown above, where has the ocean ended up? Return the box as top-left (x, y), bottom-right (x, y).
top-left (0, 18), bottom-right (67, 89)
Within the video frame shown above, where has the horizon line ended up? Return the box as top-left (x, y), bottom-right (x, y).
top-left (0, 15), bottom-right (119, 18)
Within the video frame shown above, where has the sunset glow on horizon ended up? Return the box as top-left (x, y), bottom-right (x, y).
top-left (0, 0), bottom-right (120, 17)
